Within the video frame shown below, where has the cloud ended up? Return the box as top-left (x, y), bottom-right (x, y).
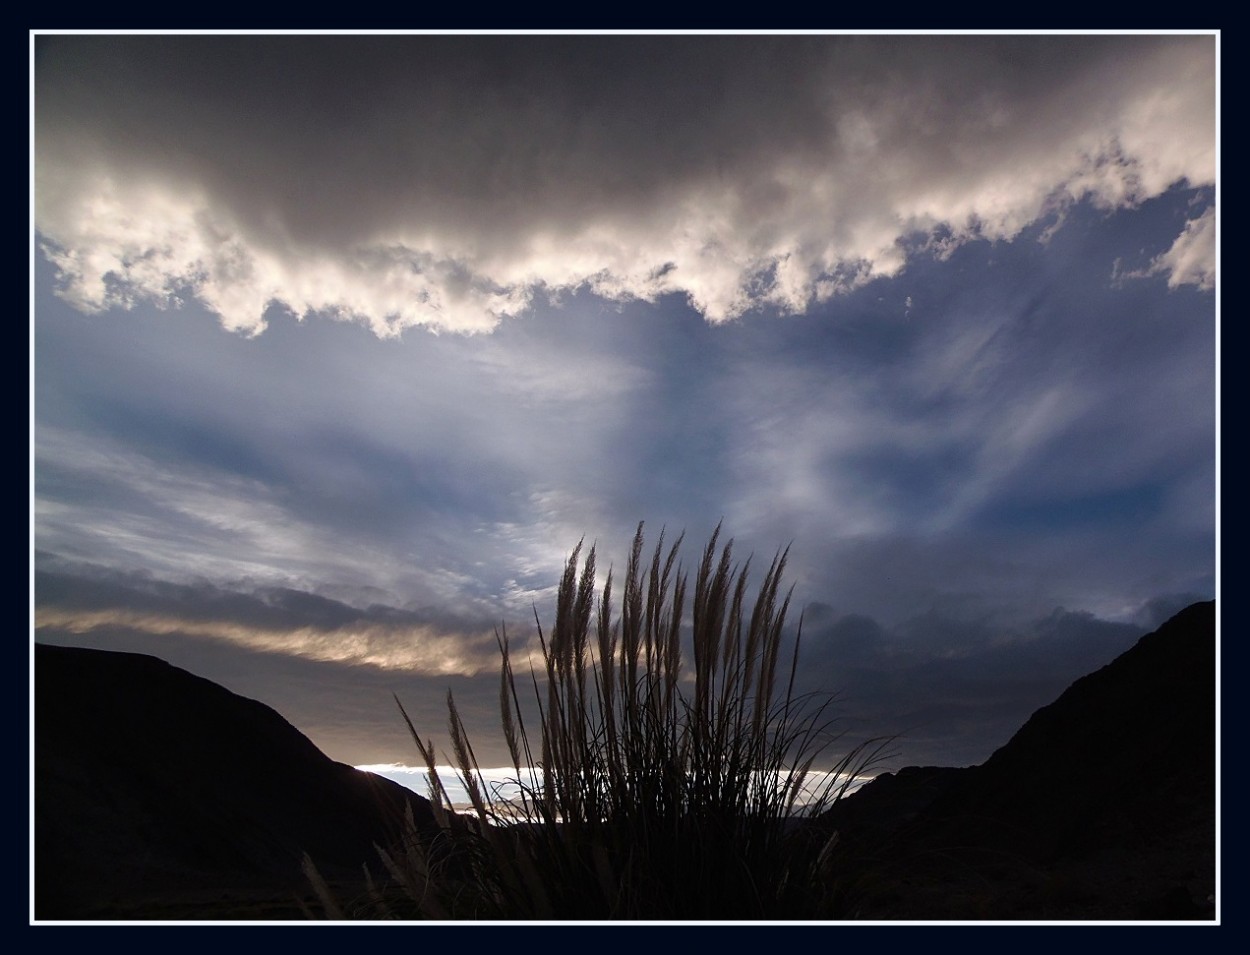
top-left (35, 34), bottom-right (1215, 337)
top-left (1112, 203), bottom-right (1215, 291)
top-left (792, 601), bottom-right (1149, 766)
top-left (34, 603), bottom-right (500, 675)
top-left (33, 561), bottom-right (523, 677)
top-left (32, 293), bottom-right (666, 616)
top-left (37, 191), bottom-right (1213, 640)
top-left (1151, 205), bottom-right (1216, 290)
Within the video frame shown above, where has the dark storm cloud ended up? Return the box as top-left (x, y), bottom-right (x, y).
top-left (35, 34), bottom-right (1214, 335)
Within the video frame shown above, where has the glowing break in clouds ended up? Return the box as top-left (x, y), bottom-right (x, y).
top-left (35, 34), bottom-right (1214, 337)
top-left (33, 605), bottom-right (505, 677)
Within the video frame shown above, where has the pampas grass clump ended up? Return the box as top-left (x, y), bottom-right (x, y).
top-left (361, 523), bottom-right (887, 920)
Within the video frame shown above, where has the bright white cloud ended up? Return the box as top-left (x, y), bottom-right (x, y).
top-left (1152, 206), bottom-right (1216, 290)
top-left (35, 35), bottom-right (1215, 337)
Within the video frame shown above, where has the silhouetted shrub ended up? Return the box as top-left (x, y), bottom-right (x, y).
top-left (319, 523), bottom-right (888, 920)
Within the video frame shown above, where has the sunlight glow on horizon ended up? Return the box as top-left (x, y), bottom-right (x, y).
top-left (357, 762), bottom-right (874, 812)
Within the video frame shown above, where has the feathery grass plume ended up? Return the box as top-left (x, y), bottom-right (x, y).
top-left (301, 852), bottom-right (345, 920)
top-left (384, 521), bottom-right (892, 919)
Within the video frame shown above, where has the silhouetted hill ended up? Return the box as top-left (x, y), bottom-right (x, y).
top-left (34, 600), bottom-right (1216, 920)
top-left (35, 643), bottom-right (435, 920)
top-left (823, 600), bottom-right (1216, 919)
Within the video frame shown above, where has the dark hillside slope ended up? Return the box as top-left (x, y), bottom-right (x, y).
top-left (35, 643), bottom-right (434, 919)
top-left (827, 600), bottom-right (1216, 919)
top-left (939, 599), bottom-right (1215, 862)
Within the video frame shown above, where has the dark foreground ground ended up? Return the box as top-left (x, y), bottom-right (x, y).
top-left (34, 601), bottom-right (1215, 922)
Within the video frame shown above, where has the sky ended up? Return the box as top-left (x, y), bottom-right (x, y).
top-left (31, 32), bottom-right (1217, 782)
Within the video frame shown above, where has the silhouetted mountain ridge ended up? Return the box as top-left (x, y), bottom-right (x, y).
top-left (35, 643), bottom-right (435, 919)
top-left (821, 600), bottom-right (1216, 919)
